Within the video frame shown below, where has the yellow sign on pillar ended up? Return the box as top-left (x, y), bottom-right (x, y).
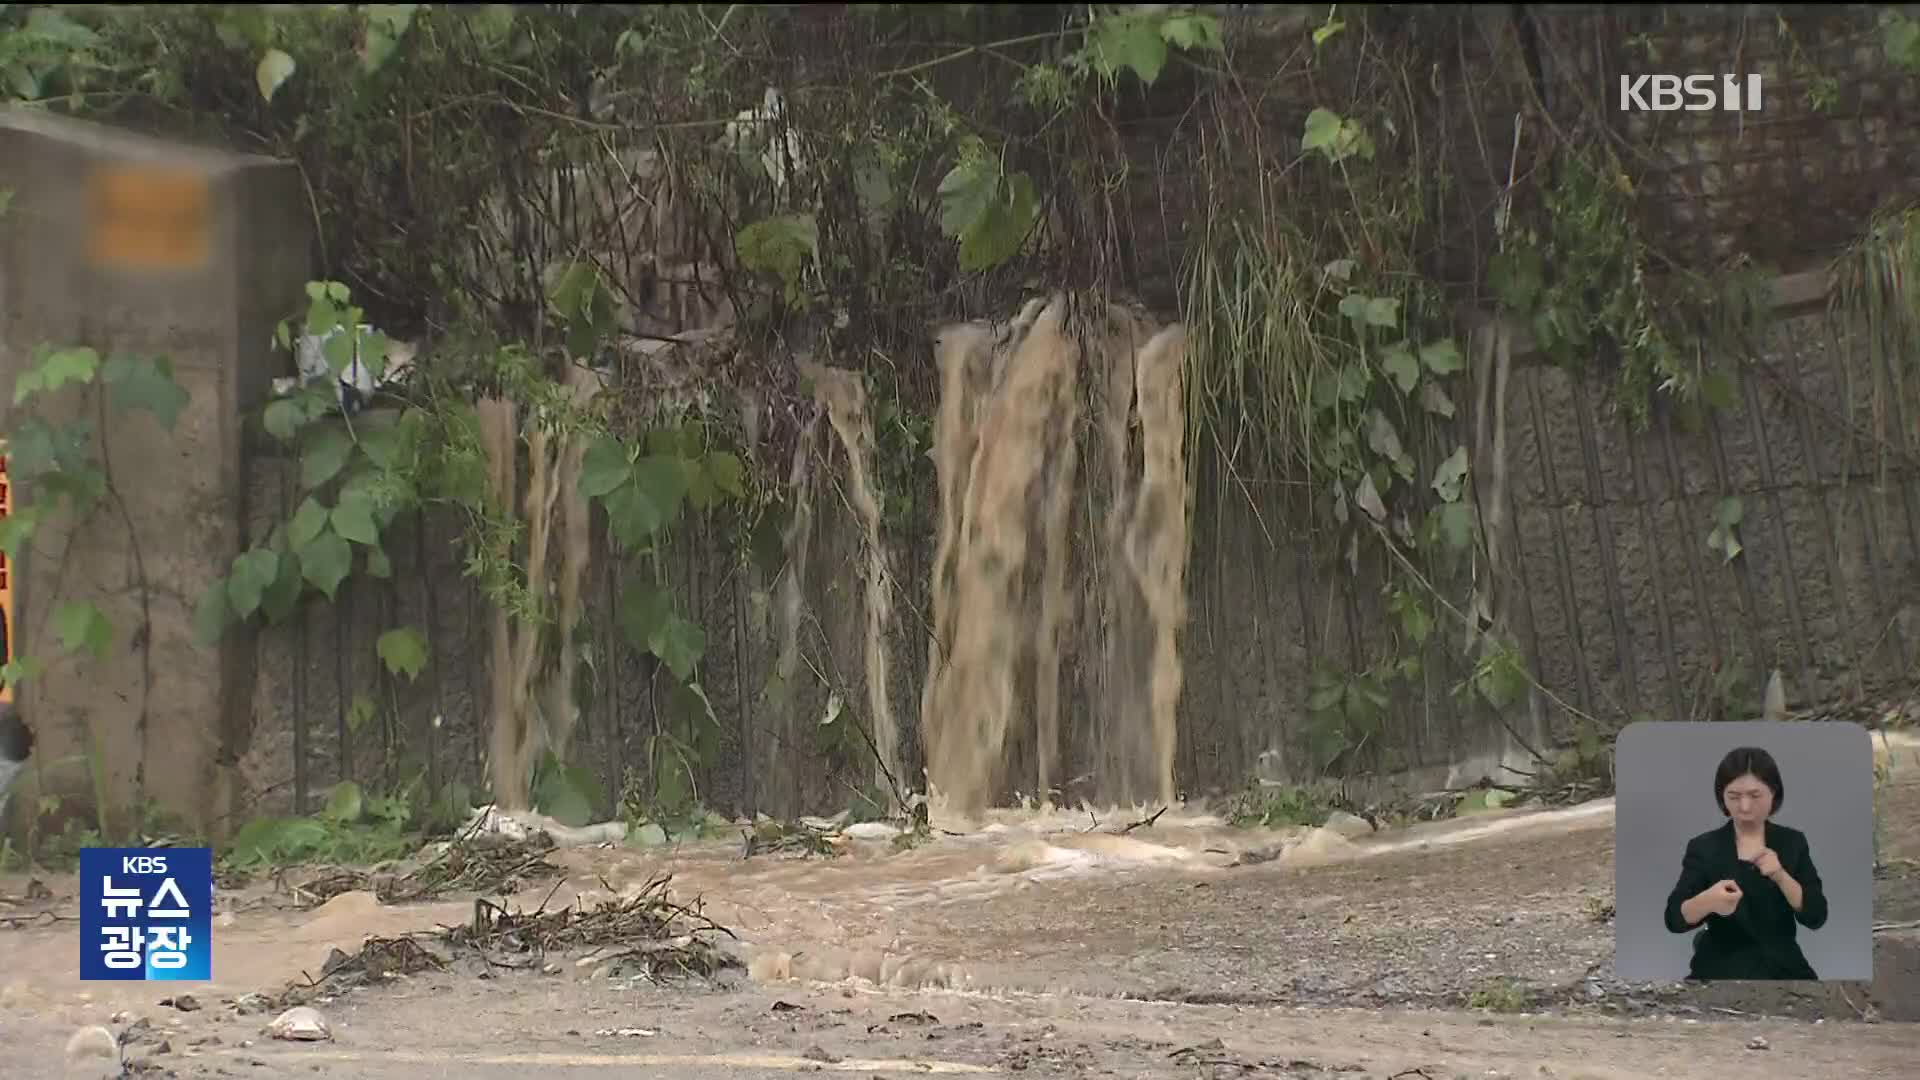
top-left (87, 165), bottom-right (211, 271)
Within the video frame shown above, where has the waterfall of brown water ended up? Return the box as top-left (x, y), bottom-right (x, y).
top-left (920, 296), bottom-right (1190, 817)
top-left (1125, 324), bottom-right (1190, 807)
top-left (535, 365), bottom-right (604, 766)
top-left (477, 396), bottom-right (530, 809)
top-left (479, 367), bottom-right (602, 809)
top-left (805, 363), bottom-right (901, 800)
top-left (769, 405), bottom-right (823, 812)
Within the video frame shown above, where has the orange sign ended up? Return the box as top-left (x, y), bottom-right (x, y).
top-left (87, 166), bottom-right (211, 271)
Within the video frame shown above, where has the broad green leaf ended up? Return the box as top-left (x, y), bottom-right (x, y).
top-left (263, 398), bottom-right (308, 441)
top-left (322, 780), bottom-right (363, 824)
top-left (1380, 342), bottom-right (1419, 394)
top-left (605, 482), bottom-right (665, 551)
top-left (331, 491), bottom-right (380, 545)
top-left (534, 753), bottom-right (601, 828)
top-left (1307, 680), bottom-right (1345, 714)
top-left (470, 4), bottom-right (518, 46)
top-left (632, 454), bottom-right (690, 525)
top-left (361, 4), bottom-right (419, 73)
top-left (101, 355), bottom-right (189, 430)
top-left (1092, 12), bottom-right (1169, 84)
top-left (301, 426), bottom-right (354, 489)
top-left (1438, 501), bottom-right (1475, 552)
top-left (1474, 642), bottom-right (1529, 709)
top-left (356, 424), bottom-right (402, 470)
top-left (1713, 495), bottom-right (1744, 529)
top-left (24, 8), bottom-right (101, 49)
top-left (1366, 410), bottom-right (1411, 480)
top-left (364, 546), bottom-right (392, 578)
top-left (706, 451), bottom-right (746, 498)
top-left (0, 656), bottom-right (45, 687)
top-left (1457, 790), bottom-right (1494, 815)
top-left (193, 580), bottom-right (234, 646)
top-left (1419, 381), bottom-right (1457, 418)
top-left (6, 415), bottom-right (91, 484)
top-left (1362, 297), bottom-right (1400, 329)
top-left (936, 154), bottom-right (999, 238)
top-left (619, 578), bottom-right (705, 680)
top-left (652, 748), bottom-right (690, 815)
top-left (228, 548), bottom-right (281, 617)
top-left (1420, 339), bottom-right (1465, 375)
top-left (545, 260), bottom-right (619, 358)
top-left (288, 497), bottom-right (330, 549)
top-left (735, 214), bottom-right (820, 294)
top-left (255, 48), bottom-right (296, 102)
top-left (1431, 446), bottom-right (1470, 504)
top-left (0, 505), bottom-right (41, 560)
top-left (685, 458), bottom-right (720, 512)
top-left (1160, 12), bottom-right (1224, 51)
top-left (347, 694), bottom-right (378, 734)
top-left (322, 329), bottom-right (357, 377)
top-left (261, 550), bottom-right (304, 623)
top-left (1885, 11), bottom-right (1920, 71)
top-left (15, 346), bottom-right (99, 404)
top-left (1302, 108), bottom-right (1344, 155)
top-left (53, 601), bottom-right (112, 660)
top-left (618, 577), bottom-right (673, 653)
top-left (299, 529), bottom-right (353, 599)
top-left (1489, 246), bottom-right (1543, 312)
top-left (376, 626), bottom-right (429, 681)
top-left (957, 172), bottom-right (1040, 273)
top-left (578, 436), bottom-right (633, 498)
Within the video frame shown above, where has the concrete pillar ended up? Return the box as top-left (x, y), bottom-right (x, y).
top-left (0, 107), bottom-right (312, 842)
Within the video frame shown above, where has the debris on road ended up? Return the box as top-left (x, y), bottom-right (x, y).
top-left (290, 826), bottom-right (562, 907)
top-left (63, 1025), bottom-right (121, 1078)
top-left (266, 1006), bottom-right (333, 1042)
top-left (442, 872), bottom-right (739, 979)
top-left (594, 1027), bottom-right (657, 1038)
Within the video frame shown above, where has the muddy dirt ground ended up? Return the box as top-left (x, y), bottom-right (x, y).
top-left (2, 758), bottom-right (1916, 1078)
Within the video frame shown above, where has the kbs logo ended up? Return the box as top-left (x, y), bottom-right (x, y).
top-left (1618, 74), bottom-right (1764, 112)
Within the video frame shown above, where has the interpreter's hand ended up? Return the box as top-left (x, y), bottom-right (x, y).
top-left (1749, 848), bottom-right (1783, 880)
top-left (1706, 879), bottom-right (1743, 916)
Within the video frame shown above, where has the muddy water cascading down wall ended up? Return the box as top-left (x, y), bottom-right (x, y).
top-left (473, 294), bottom-right (1190, 821)
top-left (917, 295), bottom-right (1191, 819)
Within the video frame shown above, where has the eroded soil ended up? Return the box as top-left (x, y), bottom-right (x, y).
top-left (2, 742), bottom-right (1916, 1079)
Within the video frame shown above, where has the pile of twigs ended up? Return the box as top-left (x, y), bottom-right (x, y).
top-left (443, 873), bottom-right (739, 979)
top-left (289, 825), bottom-right (562, 907)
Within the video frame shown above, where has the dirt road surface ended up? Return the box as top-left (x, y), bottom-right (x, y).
top-left (3, 740), bottom-right (1916, 1079)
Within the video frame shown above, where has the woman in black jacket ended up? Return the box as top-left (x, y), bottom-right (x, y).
top-left (1663, 746), bottom-right (1829, 980)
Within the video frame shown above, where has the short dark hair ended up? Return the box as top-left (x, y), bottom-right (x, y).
top-left (1713, 746), bottom-right (1785, 816)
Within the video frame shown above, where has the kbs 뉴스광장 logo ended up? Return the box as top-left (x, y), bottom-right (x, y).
top-left (79, 848), bottom-right (214, 981)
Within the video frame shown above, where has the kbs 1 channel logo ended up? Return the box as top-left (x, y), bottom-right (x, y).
top-left (79, 848), bottom-right (214, 982)
top-left (1618, 73), bottom-right (1764, 113)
